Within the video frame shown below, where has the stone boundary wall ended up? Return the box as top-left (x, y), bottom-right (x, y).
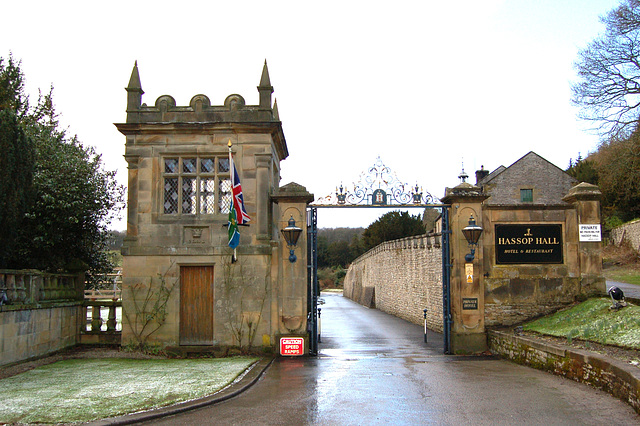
top-left (0, 269), bottom-right (84, 366)
top-left (489, 330), bottom-right (640, 414)
top-left (343, 233), bottom-right (443, 332)
top-left (0, 304), bottom-right (81, 366)
top-left (610, 219), bottom-right (640, 254)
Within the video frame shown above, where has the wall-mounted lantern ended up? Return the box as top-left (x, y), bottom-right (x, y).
top-left (462, 214), bottom-right (483, 262)
top-left (281, 215), bottom-right (303, 263)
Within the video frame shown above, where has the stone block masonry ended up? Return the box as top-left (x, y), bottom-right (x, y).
top-left (610, 219), bottom-right (640, 254)
top-left (0, 305), bottom-right (80, 366)
top-left (489, 330), bottom-right (640, 414)
top-left (343, 233), bottom-right (444, 332)
top-left (0, 270), bottom-right (84, 366)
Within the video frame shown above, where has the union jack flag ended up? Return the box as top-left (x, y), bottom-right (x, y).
top-left (230, 155), bottom-right (250, 226)
top-left (228, 150), bottom-right (250, 252)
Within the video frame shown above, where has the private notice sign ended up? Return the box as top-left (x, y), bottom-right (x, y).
top-left (579, 224), bottom-right (601, 242)
top-left (280, 337), bottom-right (305, 356)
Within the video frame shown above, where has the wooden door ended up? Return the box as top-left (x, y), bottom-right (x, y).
top-left (180, 265), bottom-right (214, 345)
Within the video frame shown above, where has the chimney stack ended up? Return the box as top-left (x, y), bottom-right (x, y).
top-left (476, 165), bottom-right (489, 185)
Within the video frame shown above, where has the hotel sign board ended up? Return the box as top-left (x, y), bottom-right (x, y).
top-left (495, 224), bottom-right (563, 264)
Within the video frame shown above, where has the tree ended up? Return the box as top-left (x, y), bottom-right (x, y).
top-left (316, 228), bottom-right (364, 268)
top-left (0, 54), bottom-right (29, 115)
top-left (349, 234), bottom-right (365, 261)
top-left (317, 236), bottom-right (330, 268)
top-left (0, 109), bottom-right (35, 267)
top-left (362, 211), bottom-right (426, 252)
top-left (327, 240), bottom-right (351, 268)
top-left (106, 230), bottom-right (126, 250)
top-left (572, 0), bottom-right (640, 138)
top-left (567, 154), bottom-right (599, 185)
top-left (0, 54), bottom-right (124, 273)
top-left (592, 132), bottom-right (640, 222)
top-left (566, 133), bottom-right (640, 225)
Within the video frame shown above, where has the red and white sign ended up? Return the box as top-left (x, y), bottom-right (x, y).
top-left (280, 337), bottom-right (305, 356)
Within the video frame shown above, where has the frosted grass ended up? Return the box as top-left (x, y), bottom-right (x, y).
top-left (0, 357), bottom-right (258, 424)
top-left (525, 298), bottom-right (640, 349)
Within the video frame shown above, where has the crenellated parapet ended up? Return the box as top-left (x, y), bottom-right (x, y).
top-left (127, 92), bottom-right (277, 124)
top-left (125, 60), bottom-right (279, 125)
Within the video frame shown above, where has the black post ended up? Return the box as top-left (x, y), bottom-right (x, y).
top-left (423, 308), bottom-right (428, 343)
top-left (318, 308), bottom-right (322, 343)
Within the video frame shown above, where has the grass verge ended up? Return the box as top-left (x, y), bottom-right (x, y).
top-left (605, 265), bottom-right (640, 285)
top-left (0, 356), bottom-right (258, 424)
top-left (603, 243), bottom-right (640, 285)
top-left (524, 298), bottom-right (640, 349)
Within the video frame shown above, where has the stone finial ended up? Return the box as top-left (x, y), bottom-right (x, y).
top-left (258, 60), bottom-right (274, 110)
top-left (442, 182), bottom-right (488, 204)
top-left (562, 182), bottom-right (602, 203)
top-left (458, 168), bottom-right (469, 183)
top-left (273, 98), bottom-right (280, 121)
top-left (126, 61), bottom-right (144, 115)
top-left (272, 182), bottom-right (315, 204)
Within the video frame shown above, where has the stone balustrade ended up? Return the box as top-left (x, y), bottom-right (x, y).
top-left (80, 296), bottom-right (122, 345)
top-left (0, 269), bottom-right (82, 306)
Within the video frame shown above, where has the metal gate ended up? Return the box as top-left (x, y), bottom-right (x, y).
top-left (307, 208), bottom-right (319, 355)
top-left (304, 157), bottom-right (452, 355)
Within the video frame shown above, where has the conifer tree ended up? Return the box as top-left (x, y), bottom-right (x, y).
top-left (0, 108), bottom-right (35, 267)
top-left (0, 54), bottom-right (124, 273)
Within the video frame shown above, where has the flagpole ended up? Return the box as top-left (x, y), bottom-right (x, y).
top-left (228, 140), bottom-right (237, 263)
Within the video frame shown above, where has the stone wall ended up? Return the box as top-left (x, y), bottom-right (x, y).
top-left (0, 269), bottom-right (84, 366)
top-left (489, 330), bottom-right (640, 414)
top-left (0, 305), bottom-right (81, 366)
top-left (610, 219), bottom-right (640, 254)
top-left (343, 234), bottom-right (443, 332)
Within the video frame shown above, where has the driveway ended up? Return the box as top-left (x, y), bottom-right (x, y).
top-left (606, 279), bottom-right (640, 299)
top-left (144, 293), bottom-right (638, 425)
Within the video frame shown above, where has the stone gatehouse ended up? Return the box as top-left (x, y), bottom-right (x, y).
top-left (116, 62), bottom-right (312, 353)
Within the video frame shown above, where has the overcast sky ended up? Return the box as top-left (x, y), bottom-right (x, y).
top-left (1, 0), bottom-right (620, 229)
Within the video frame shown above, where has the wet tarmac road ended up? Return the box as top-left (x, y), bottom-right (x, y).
top-left (607, 280), bottom-right (640, 299)
top-left (146, 293), bottom-right (638, 425)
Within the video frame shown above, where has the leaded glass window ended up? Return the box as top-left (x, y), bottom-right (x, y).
top-left (162, 156), bottom-right (231, 215)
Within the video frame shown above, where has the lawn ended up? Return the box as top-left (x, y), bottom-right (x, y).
top-left (604, 264), bottom-right (640, 286)
top-left (0, 357), bottom-right (258, 424)
top-left (524, 297), bottom-right (640, 349)
top-left (602, 243), bottom-right (640, 285)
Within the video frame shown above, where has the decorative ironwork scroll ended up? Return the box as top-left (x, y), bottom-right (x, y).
top-left (312, 157), bottom-right (440, 206)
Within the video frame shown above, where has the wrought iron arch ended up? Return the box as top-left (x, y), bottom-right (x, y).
top-left (306, 157), bottom-right (452, 355)
top-left (312, 157), bottom-right (440, 207)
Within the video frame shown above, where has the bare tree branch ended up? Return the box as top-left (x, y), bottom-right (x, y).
top-left (573, 0), bottom-right (640, 139)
